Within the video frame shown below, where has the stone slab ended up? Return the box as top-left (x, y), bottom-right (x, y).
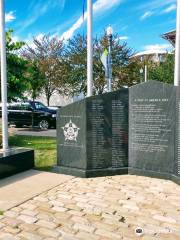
top-left (129, 81), bottom-right (179, 184)
top-left (57, 89), bottom-right (129, 177)
top-left (54, 165), bottom-right (128, 178)
top-left (0, 170), bottom-right (73, 211)
top-left (0, 148), bottom-right (34, 179)
top-left (129, 81), bottom-right (175, 175)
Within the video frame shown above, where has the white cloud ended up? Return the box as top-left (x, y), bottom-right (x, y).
top-left (61, 0), bottom-right (123, 40)
top-left (162, 4), bottom-right (176, 13)
top-left (144, 43), bottom-right (172, 52)
top-left (17, 0), bottom-right (65, 34)
top-left (12, 35), bottom-right (19, 42)
top-left (5, 11), bottom-right (16, 22)
top-left (118, 36), bottom-right (129, 40)
top-left (140, 11), bottom-right (153, 20)
top-left (137, 0), bottom-right (176, 11)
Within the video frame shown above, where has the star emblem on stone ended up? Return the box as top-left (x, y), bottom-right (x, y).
top-left (62, 120), bottom-right (80, 142)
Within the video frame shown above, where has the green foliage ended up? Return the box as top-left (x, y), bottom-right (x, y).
top-left (0, 210), bottom-right (4, 215)
top-left (22, 35), bottom-right (64, 106)
top-left (9, 135), bottom-right (56, 170)
top-left (26, 60), bottom-right (45, 101)
top-left (149, 54), bottom-right (174, 84)
top-left (5, 29), bottom-right (29, 101)
top-left (62, 33), bottom-right (136, 95)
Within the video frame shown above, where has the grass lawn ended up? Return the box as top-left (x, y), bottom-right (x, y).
top-left (9, 135), bottom-right (57, 171)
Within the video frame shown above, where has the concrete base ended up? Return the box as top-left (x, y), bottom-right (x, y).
top-left (128, 168), bottom-right (180, 185)
top-left (0, 148), bottom-right (34, 179)
top-left (53, 166), bottom-right (128, 178)
top-left (54, 165), bottom-right (180, 185)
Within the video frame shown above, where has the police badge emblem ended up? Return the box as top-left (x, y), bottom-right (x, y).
top-left (62, 120), bottom-right (80, 142)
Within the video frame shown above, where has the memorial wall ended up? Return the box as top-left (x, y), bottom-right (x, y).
top-left (129, 81), bottom-right (176, 180)
top-left (56, 81), bottom-right (180, 184)
top-left (56, 89), bottom-right (129, 177)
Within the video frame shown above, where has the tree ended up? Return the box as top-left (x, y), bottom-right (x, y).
top-left (22, 35), bottom-right (64, 106)
top-left (62, 33), bottom-right (135, 96)
top-left (26, 60), bottom-right (45, 101)
top-left (148, 54), bottom-right (174, 84)
top-left (1, 29), bottom-right (29, 101)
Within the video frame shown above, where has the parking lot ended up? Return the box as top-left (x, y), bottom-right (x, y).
top-left (9, 126), bottom-right (56, 137)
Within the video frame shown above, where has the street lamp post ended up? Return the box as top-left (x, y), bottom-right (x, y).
top-left (0, 0), bottom-right (9, 151)
top-left (140, 68), bottom-right (143, 83)
top-left (106, 26), bottom-right (113, 92)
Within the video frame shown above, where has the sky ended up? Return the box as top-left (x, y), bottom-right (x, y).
top-left (5, 0), bottom-right (177, 53)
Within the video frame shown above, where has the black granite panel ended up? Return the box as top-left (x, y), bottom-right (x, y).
top-left (56, 81), bottom-right (180, 184)
top-left (57, 100), bottom-right (87, 169)
top-left (175, 87), bottom-right (180, 178)
top-left (129, 81), bottom-right (175, 175)
top-left (0, 148), bottom-right (34, 179)
top-left (57, 89), bottom-right (129, 176)
top-left (86, 90), bottom-right (128, 170)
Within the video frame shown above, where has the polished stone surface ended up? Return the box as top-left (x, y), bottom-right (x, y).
top-left (57, 89), bottom-right (129, 177)
top-left (175, 87), bottom-right (180, 180)
top-left (0, 148), bottom-right (34, 179)
top-left (129, 81), bottom-right (179, 184)
top-left (56, 81), bottom-right (180, 184)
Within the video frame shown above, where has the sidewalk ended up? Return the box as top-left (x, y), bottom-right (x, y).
top-left (0, 170), bottom-right (73, 211)
top-left (0, 173), bottom-right (179, 239)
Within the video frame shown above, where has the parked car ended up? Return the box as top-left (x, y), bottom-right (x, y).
top-left (0, 101), bottom-right (57, 130)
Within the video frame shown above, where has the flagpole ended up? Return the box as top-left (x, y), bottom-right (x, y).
top-left (0, 0), bottom-right (9, 150)
top-left (174, 0), bottom-right (180, 86)
top-left (87, 0), bottom-right (93, 97)
top-left (145, 65), bottom-right (147, 82)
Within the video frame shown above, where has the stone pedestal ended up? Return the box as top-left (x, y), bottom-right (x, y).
top-left (0, 148), bottom-right (34, 179)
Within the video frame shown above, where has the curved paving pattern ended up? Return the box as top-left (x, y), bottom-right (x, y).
top-left (0, 175), bottom-right (180, 240)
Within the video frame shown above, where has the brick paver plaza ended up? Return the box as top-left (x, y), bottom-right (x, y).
top-left (0, 174), bottom-right (179, 240)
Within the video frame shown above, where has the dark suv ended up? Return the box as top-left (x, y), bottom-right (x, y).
top-left (4, 101), bottom-right (56, 130)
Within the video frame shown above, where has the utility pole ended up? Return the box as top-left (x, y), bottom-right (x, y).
top-left (174, 0), bottom-right (180, 86)
top-left (0, 0), bottom-right (9, 151)
top-left (87, 0), bottom-right (93, 97)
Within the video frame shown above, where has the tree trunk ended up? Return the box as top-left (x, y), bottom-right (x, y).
top-left (47, 95), bottom-right (50, 106)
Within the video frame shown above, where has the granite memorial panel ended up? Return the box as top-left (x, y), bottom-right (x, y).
top-left (56, 89), bottom-right (129, 177)
top-left (128, 81), bottom-right (179, 182)
top-left (56, 81), bottom-right (180, 184)
top-left (174, 87), bottom-right (180, 184)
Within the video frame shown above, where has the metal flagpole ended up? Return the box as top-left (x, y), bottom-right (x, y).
top-left (87, 0), bottom-right (93, 97)
top-left (174, 0), bottom-right (180, 86)
top-left (145, 65), bottom-right (147, 82)
top-left (0, 0), bottom-right (9, 150)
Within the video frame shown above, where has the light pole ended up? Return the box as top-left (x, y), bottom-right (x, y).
top-left (174, 0), bottom-right (180, 86)
top-left (0, 0), bottom-right (9, 151)
top-left (87, 0), bottom-right (93, 97)
top-left (106, 26), bottom-right (113, 92)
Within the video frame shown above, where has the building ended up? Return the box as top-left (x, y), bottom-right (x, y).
top-left (132, 50), bottom-right (168, 63)
top-left (162, 30), bottom-right (176, 47)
